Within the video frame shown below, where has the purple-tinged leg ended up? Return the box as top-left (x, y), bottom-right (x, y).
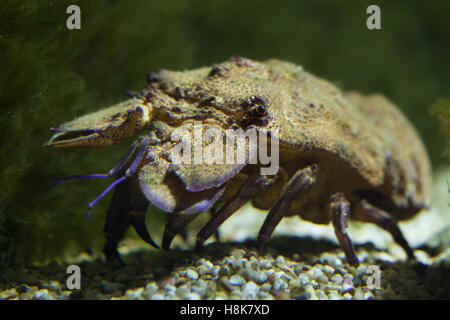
top-left (88, 138), bottom-right (150, 217)
top-left (195, 172), bottom-right (268, 251)
top-left (257, 165), bottom-right (317, 248)
top-left (354, 200), bottom-right (415, 260)
top-left (50, 173), bottom-right (111, 187)
top-left (109, 137), bottom-right (150, 176)
top-left (330, 193), bottom-right (360, 267)
top-left (125, 137), bottom-right (150, 176)
top-left (87, 176), bottom-right (127, 219)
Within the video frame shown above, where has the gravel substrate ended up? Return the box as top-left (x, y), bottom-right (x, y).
top-left (0, 237), bottom-right (449, 300)
top-left (0, 167), bottom-right (449, 300)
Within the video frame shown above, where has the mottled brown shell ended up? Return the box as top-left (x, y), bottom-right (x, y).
top-left (151, 57), bottom-right (431, 222)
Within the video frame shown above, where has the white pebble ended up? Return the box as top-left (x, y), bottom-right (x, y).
top-left (323, 265), bottom-right (335, 276)
top-left (186, 269), bottom-right (199, 281)
top-left (273, 279), bottom-right (288, 291)
top-left (327, 291), bottom-right (342, 300)
top-left (145, 282), bottom-right (158, 292)
top-left (259, 259), bottom-right (272, 270)
top-left (260, 283), bottom-right (272, 291)
top-left (34, 289), bottom-right (51, 300)
top-left (342, 282), bottom-right (354, 293)
top-left (184, 292), bottom-right (201, 300)
top-left (125, 288), bottom-right (144, 300)
top-left (331, 274), bottom-right (343, 285)
top-left (298, 273), bottom-right (310, 285)
top-left (211, 266), bottom-right (220, 278)
top-left (354, 289), bottom-right (364, 300)
top-left (254, 271), bottom-right (268, 284)
top-left (223, 256), bottom-right (235, 265)
top-left (364, 291), bottom-right (375, 300)
top-left (229, 275), bottom-right (245, 286)
top-left (310, 280), bottom-right (320, 289)
top-left (343, 293), bottom-right (353, 300)
top-left (241, 281), bottom-right (259, 299)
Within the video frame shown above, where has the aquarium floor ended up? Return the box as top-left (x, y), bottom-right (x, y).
top-left (0, 167), bottom-right (449, 300)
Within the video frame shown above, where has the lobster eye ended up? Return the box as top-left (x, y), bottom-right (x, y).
top-left (244, 95), bottom-right (270, 118)
top-left (252, 105), bottom-right (267, 117)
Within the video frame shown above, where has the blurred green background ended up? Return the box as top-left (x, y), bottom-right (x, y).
top-left (0, 0), bottom-right (449, 269)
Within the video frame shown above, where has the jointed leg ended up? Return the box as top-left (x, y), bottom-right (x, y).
top-left (103, 179), bottom-right (132, 264)
top-left (330, 193), bottom-right (359, 267)
top-left (162, 213), bottom-right (200, 250)
top-left (353, 200), bottom-right (415, 259)
top-left (128, 182), bottom-right (159, 249)
top-left (103, 179), bottom-right (158, 264)
top-left (195, 172), bottom-right (269, 251)
top-left (257, 165), bottom-right (317, 248)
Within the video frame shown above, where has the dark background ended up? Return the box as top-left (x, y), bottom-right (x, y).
top-left (0, 0), bottom-right (448, 268)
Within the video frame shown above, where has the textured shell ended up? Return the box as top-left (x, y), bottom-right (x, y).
top-left (153, 57), bottom-right (431, 219)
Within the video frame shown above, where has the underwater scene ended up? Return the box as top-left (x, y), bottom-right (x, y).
top-left (0, 0), bottom-right (449, 302)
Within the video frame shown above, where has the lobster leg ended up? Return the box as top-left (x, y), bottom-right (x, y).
top-left (353, 200), bottom-right (415, 260)
top-left (128, 182), bottom-right (159, 249)
top-left (103, 180), bottom-right (158, 263)
top-left (162, 213), bottom-right (200, 250)
top-left (103, 179), bottom-right (132, 264)
top-left (103, 137), bottom-right (157, 263)
top-left (162, 202), bottom-right (224, 250)
top-left (257, 165), bottom-right (317, 248)
top-left (330, 193), bottom-right (359, 267)
top-left (195, 172), bottom-right (268, 251)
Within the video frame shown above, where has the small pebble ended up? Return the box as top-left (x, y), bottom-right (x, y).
top-left (327, 291), bottom-right (342, 300)
top-left (125, 288), bottom-right (144, 300)
top-left (145, 282), bottom-right (158, 293)
top-left (342, 282), bottom-right (354, 293)
top-left (260, 283), bottom-right (272, 292)
top-left (273, 278), bottom-right (288, 291)
top-left (343, 293), bottom-right (353, 300)
top-left (354, 288), bottom-right (364, 300)
top-left (223, 256), bottom-right (235, 265)
top-left (185, 269), bottom-right (199, 281)
top-left (184, 292), bottom-right (201, 300)
top-left (191, 284), bottom-right (206, 297)
top-left (331, 274), bottom-right (343, 285)
top-left (241, 281), bottom-right (259, 299)
top-left (252, 271), bottom-right (267, 284)
top-left (150, 293), bottom-right (165, 300)
top-left (15, 284), bottom-right (30, 294)
top-left (310, 280), bottom-right (319, 289)
top-left (259, 259), bottom-right (272, 270)
top-left (229, 275), bottom-right (245, 286)
top-left (364, 291), bottom-right (375, 300)
top-left (33, 289), bottom-right (52, 300)
top-left (0, 288), bottom-right (18, 299)
top-left (219, 265), bottom-right (231, 277)
top-left (298, 273), bottom-right (310, 285)
top-left (291, 286), bottom-right (310, 300)
top-left (323, 265), bottom-right (335, 276)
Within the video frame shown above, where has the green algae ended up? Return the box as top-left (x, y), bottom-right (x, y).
top-left (0, 0), bottom-right (449, 269)
top-left (430, 99), bottom-right (450, 159)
